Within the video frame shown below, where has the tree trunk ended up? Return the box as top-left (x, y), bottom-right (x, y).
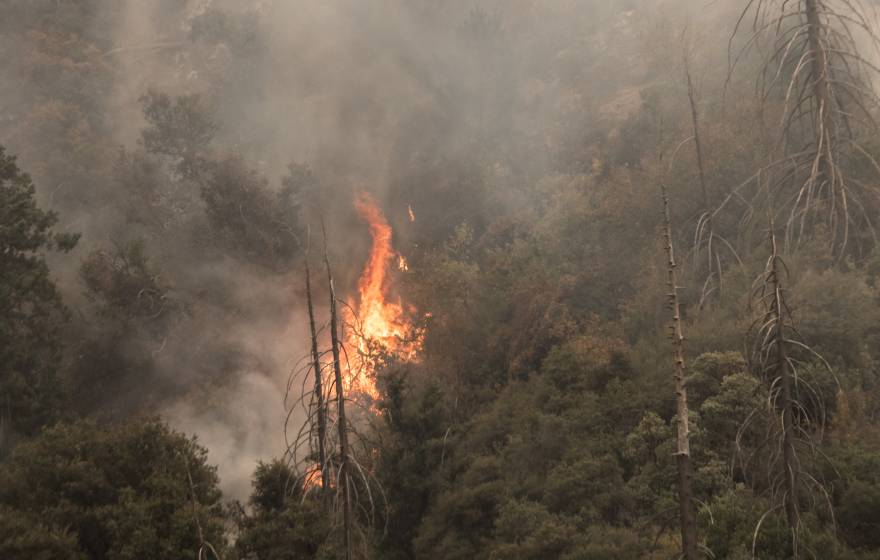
top-left (768, 231), bottom-right (800, 558)
top-left (685, 60), bottom-right (718, 302)
top-left (322, 221), bottom-right (354, 560)
top-left (686, 63), bottom-right (710, 215)
top-left (804, 0), bottom-right (831, 143)
top-left (305, 253), bottom-right (329, 494)
top-left (804, 0), bottom-right (836, 225)
top-left (661, 186), bottom-right (699, 560)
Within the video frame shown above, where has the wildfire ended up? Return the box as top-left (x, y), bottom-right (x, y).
top-left (343, 193), bottom-right (421, 399)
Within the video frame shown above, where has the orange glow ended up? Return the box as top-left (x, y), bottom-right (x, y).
top-left (343, 193), bottom-right (422, 400)
top-left (302, 467), bottom-right (322, 492)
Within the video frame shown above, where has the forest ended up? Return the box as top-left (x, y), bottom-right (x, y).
top-left (2, 1), bottom-right (880, 559)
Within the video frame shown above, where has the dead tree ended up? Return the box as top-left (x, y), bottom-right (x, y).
top-left (728, 0), bottom-right (880, 257)
top-left (322, 219), bottom-right (354, 560)
top-left (765, 226), bottom-right (800, 556)
top-left (661, 185), bottom-right (700, 560)
top-left (283, 219), bottom-right (390, 559)
top-left (282, 234), bottom-right (331, 500)
top-left (305, 229), bottom-right (329, 494)
top-left (666, 45), bottom-right (744, 309)
top-left (685, 54), bottom-right (725, 307)
top-left (746, 217), bottom-right (836, 559)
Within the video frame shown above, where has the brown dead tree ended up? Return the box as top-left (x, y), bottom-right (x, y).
top-left (726, 0), bottom-right (880, 257)
top-left (283, 233), bottom-right (332, 501)
top-left (306, 228), bottom-right (330, 494)
top-left (284, 216), bottom-right (389, 559)
top-left (745, 216), bottom-right (836, 559)
top-left (684, 52), bottom-right (745, 307)
top-left (661, 184), bottom-right (700, 560)
top-left (321, 219), bottom-right (354, 560)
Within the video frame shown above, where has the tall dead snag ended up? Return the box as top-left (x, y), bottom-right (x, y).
top-left (750, 223), bottom-right (802, 557)
top-left (685, 55), bottom-right (723, 307)
top-left (322, 220), bottom-right (354, 560)
top-left (284, 221), bottom-right (387, 558)
top-left (305, 230), bottom-right (329, 494)
top-left (769, 228), bottom-right (800, 556)
top-left (747, 218), bottom-right (835, 559)
top-left (283, 229), bottom-right (330, 501)
top-left (729, 0), bottom-right (880, 256)
top-left (661, 185), bottom-right (699, 560)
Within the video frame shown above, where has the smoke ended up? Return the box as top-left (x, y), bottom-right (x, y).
top-left (1, 0), bottom-right (767, 500)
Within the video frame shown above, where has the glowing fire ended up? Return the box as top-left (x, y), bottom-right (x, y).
top-left (343, 193), bottom-right (421, 399)
top-left (302, 196), bottom-right (419, 491)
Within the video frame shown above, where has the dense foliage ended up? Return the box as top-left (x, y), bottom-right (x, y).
top-left (0, 420), bottom-right (226, 559)
top-left (0, 147), bottom-right (78, 445)
top-left (2, 1), bottom-right (880, 559)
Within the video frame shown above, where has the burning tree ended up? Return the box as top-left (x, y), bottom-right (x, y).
top-left (285, 193), bottom-right (424, 559)
top-left (342, 193), bottom-right (425, 399)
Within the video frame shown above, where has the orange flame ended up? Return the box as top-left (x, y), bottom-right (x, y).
top-left (343, 193), bottom-right (421, 400)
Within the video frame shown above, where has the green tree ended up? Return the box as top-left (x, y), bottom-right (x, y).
top-left (0, 146), bottom-right (78, 448)
top-left (0, 506), bottom-right (83, 560)
top-left (199, 155), bottom-right (302, 269)
top-left (69, 241), bottom-right (180, 417)
top-left (374, 373), bottom-right (448, 560)
top-left (140, 91), bottom-right (217, 180)
top-left (0, 419), bottom-right (226, 560)
top-left (234, 459), bottom-right (329, 560)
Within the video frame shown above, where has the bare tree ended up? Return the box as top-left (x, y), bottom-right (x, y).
top-left (727, 0), bottom-right (880, 257)
top-left (745, 216), bottom-right (836, 559)
top-left (661, 185), bottom-right (700, 560)
top-left (284, 210), bottom-right (389, 558)
top-left (321, 219), bottom-right (355, 560)
top-left (306, 228), bottom-right (330, 494)
top-left (684, 53), bottom-right (743, 308)
top-left (282, 230), bottom-right (332, 502)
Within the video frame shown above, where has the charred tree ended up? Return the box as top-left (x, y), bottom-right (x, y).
top-left (322, 219), bottom-right (354, 560)
top-left (305, 232), bottom-right (329, 495)
top-left (661, 185), bottom-right (699, 560)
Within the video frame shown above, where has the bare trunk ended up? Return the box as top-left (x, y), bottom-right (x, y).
top-left (686, 61), bottom-right (718, 302)
top-left (661, 186), bottom-right (699, 560)
top-left (768, 232), bottom-right (800, 558)
top-left (322, 221), bottom-right (354, 560)
top-left (686, 64), bottom-right (710, 215)
top-left (305, 254), bottom-right (329, 494)
top-left (804, 0), bottom-right (836, 222)
top-left (804, 0), bottom-right (831, 143)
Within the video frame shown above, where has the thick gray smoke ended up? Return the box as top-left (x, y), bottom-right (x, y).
top-left (1, 0), bottom-right (779, 499)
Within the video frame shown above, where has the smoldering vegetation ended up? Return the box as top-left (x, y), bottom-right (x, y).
top-left (3, 0), bottom-right (880, 558)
